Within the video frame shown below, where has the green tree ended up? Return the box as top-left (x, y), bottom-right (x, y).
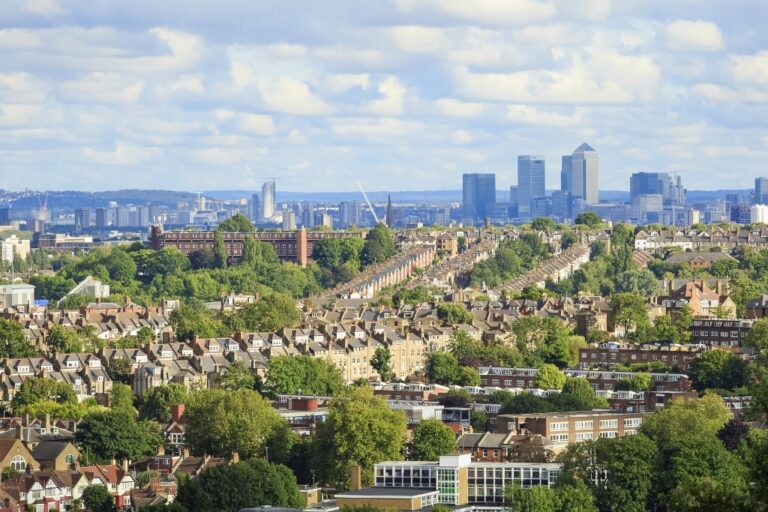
top-left (227, 292), bottom-right (300, 332)
top-left (533, 364), bottom-right (566, 390)
top-left (82, 485), bottom-right (117, 512)
top-left (109, 383), bottom-right (136, 414)
top-left (575, 212), bottom-right (602, 228)
top-left (360, 223), bottom-right (396, 266)
top-left (266, 356), bottom-right (344, 395)
top-left (436, 303), bottom-right (473, 325)
top-left (76, 411), bottom-right (163, 462)
top-left (688, 350), bottom-right (749, 391)
top-left (216, 213), bottom-right (255, 232)
top-left (530, 217), bottom-right (556, 231)
top-left (12, 378), bottom-right (77, 411)
top-left (409, 418), bottom-right (457, 461)
top-left (313, 386), bottom-right (407, 489)
top-left (505, 484), bottom-right (555, 512)
top-left (426, 352), bottom-right (460, 385)
top-left (139, 384), bottom-right (189, 422)
top-left (184, 389), bottom-right (284, 458)
top-left (175, 458), bottom-right (303, 512)
top-left (609, 292), bottom-right (650, 338)
top-left (213, 231), bottom-right (228, 269)
top-left (370, 347), bottom-right (393, 382)
top-left (0, 318), bottom-right (35, 358)
top-left (169, 303), bottom-right (227, 341)
top-left (46, 325), bottom-right (83, 353)
top-left (219, 361), bottom-right (257, 391)
top-left (554, 481), bottom-right (598, 512)
top-left (457, 366), bottom-right (481, 386)
top-left (744, 317), bottom-right (768, 353)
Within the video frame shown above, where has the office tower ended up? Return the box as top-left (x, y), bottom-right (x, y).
top-left (116, 206), bottom-right (131, 227)
top-left (632, 194), bottom-right (663, 223)
top-left (137, 206), bottom-right (150, 227)
top-left (74, 208), bottom-right (91, 231)
top-left (95, 208), bottom-right (107, 229)
top-left (302, 207), bottom-right (316, 228)
top-left (562, 143), bottom-right (599, 206)
top-left (0, 206), bottom-right (11, 226)
top-left (517, 155), bottom-right (545, 218)
top-left (251, 192), bottom-right (261, 222)
top-left (282, 210), bottom-right (296, 231)
top-left (339, 201), bottom-right (362, 227)
top-left (462, 173), bottom-right (496, 225)
top-left (630, 172), bottom-right (685, 205)
top-left (756, 177), bottom-right (768, 205)
top-left (261, 180), bottom-right (275, 221)
top-left (319, 213), bottom-right (333, 229)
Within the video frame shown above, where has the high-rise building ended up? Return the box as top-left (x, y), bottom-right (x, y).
top-left (561, 143), bottom-right (599, 207)
top-left (632, 194), bottom-right (663, 223)
top-left (755, 177), bottom-right (768, 205)
top-left (339, 201), bottom-right (362, 227)
top-left (282, 210), bottom-right (296, 231)
top-left (0, 206), bottom-right (11, 226)
top-left (462, 173), bottom-right (496, 225)
top-left (630, 172), bottom-right (685, 205)
top-left (74, 208), bottom-right (91, 231)
top-left (517, 155), bottom-right (545, 218)
top-left (261, 180), bottom-right (275, 221)
top-left (302, 207), bottom-right (316, 228)
top-left (251, 192), bottom-right (261, 222)
top-left (95, 208), bottom-right (108, 229)
top-left (752, 204), bottom-right (768, 224)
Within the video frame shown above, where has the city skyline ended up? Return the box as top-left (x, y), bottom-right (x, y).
top-left (2, 1), bottom-right (768, 192)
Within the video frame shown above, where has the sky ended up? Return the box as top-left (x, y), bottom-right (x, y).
top-left (1, 0), bottom-right (767, 193)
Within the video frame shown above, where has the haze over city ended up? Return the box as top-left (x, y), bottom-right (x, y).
top-left (3, 0), bottom-right (768, 192)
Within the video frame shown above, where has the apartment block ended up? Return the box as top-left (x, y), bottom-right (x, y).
top-left (691, 318), bottom-right (753, 349)
top-left (578, 342), bottom-right (705, 372)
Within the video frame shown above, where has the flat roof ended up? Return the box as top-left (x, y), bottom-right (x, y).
top-left (335, 488), bottom-right (438, 499)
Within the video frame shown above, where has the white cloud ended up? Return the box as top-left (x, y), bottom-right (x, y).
top-left (331, 118), bottom-right (422, 139)
top-left (514, 23), bottom-right (590, 46)
top-left (21, 0), bottom-right (67, 17)
top-left (703, 145), bottom-right (754, 158)
top-left (84, 143), bottom-right (161, 165)
top-left (435, 98), bottom-right (485, 117)
top-left (61, 74), bottom-right (145, 104)
top-left (450, 130), bottom-right (474, 144)
top-left (389, 26), bottom-right (445, 53)
top-left (730, 51), bottom-right (768, 84)
top-left (693, 83), bottom-right (768, 103)
top-left (324, 74), bottom-right (370, 94)
top-left (256, 76), bottom-right (334, 116)
top-left (396, 0), bottom-right (556, 27)
top-left (365, 76), bottom-right (406, 116)
top-left (506, 105), bottom-right (584, 127)
top-left (665, 20), bottom-right (724, 52)
top-left (237, 113), bottom-right (278, 135)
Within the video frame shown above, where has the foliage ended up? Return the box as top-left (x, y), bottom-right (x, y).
top-left (370, 347), bottom-right (393, 382)
top-left (408, 418), bottom-right (457, 461)
top-left (505, 484), bottom-right (555, 512)
top-left (436, 303), bottom-right (473, 325)
top-left (533, 364), bottom-right (566, 390)
top-left (688, 350), bottom-right (749, 391)
top-left (170, 303), bottom-right (228, 341)
top-left (224, 292), bottom-right (300, 332)
top-left (426, 352), bottom-right (460, 385)
top-left (213, 231), bottom-right (228, 269)
top-left (216, 213), bottom-right (255, 232)
top-left (530, 217), bottom-right (556, 231)
top-left (392, 286), bottom-right (432, 306)
top-left (313, 386), bottom-right (407, 489)
top-left (11, 378), bottom-right (77, 411)
top-left (609, 292), bottom-right (650, 338)
top-left (46, 325), bottom-right (84, 353)
top-left (76, 410), bottom-right (163, 462)
top-left (139, 384), bottom-right (190, 422)
top-left (109, 383), bottom-right (136, 414)
top-left (175, 458), bottom-right (304, 512)
top-left (219, 361), bottom-right (257, 391)
top-left (575, 212), bottom-right (602, 228)
top-left (82, 485), bottom-right (117, 512)
top-left (106, 357), bottom-right (133, 385)
top-left (0, 318), bottom-right (35, 358)
top-left (184, 388), bottom-right (284, 459)
top-left (470, 235), bottom-right (551, 288)
top-left (266, 356), bottom-right (344, 396)
top-left (360, 223), bottom-right (396, 266)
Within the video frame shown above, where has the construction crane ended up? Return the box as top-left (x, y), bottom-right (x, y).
top-left (356, 179), bottom-right (380, 224)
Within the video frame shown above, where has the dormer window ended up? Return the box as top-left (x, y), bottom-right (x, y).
top-left (209, 345), bottom-right (220, 352)
top-left (67, 361), bottom-right (78, 368)
top-left (161, 351), bottom-right (172, 358)
top-left (17, 366), bottom-right (29, 373)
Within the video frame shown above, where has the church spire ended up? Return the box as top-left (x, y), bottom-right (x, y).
top-left (385, 193), bottom-right (395, 227)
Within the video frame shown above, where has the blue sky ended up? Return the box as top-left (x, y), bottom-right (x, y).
top-left (1, 0), bottom-right (767, 192)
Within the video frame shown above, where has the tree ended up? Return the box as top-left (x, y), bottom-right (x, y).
top-left (82, 485), bottom-right (117, 512)
top-left (470, 409), bottom-right (488, 432)
top-left (641, 393), bottom-right (730, 451)
top-left (109, 383), bottom-right (135, 414)
top-left (505, 484), bottom-right (555, 512)
top-left (188, 248), bottom-right (216, 270)
top-left (0, 318), bottom-right (34, 358)
top-left (717, 418), bottom-right (750, 451)
top-left (436, 303), bottom-right (473, 325)
top-left (744, 317), bottom-right (768, 353)
top-left (609, 292), bottom-right (650, 338)
top-left (688, 350), bottom-right (748, 391)
top-left (46, 325), bottom-right (83, 353)
top-left (228, 292), bottom-right (300, 332)
top-left (175, 458), bottom-right (303, 512)
top-left (106, 357), bottom-right (133, 385)
top-left (575, 212), bottom-right (602, 228)
top-left (426, 352), bottom-right (459, 385)
top-left (139, 384), bottom-right (189, 422)
top-left (409, 418), bottom-right (457, 461)
top-left (361, 223), bottom-right (396, 266)
top-left (266, 356), bottom-right (344, 396)
top-left (76, 411), bottom-right (163, 462)
top-left (438, 388), bottom-right (471, 408)
top-left (533, 364), bottom-right (566, 390)
top-left (184, 389), bottom-right (284, 458)
top-left (12, 378), bottom-right (76, 411)
top-left (530, 217), bottom-right (556, 231)
top-left (170, 303), bottom-right (227, 341)
top-left (554, 481), bottom-right (598, 512)
top-left (313, 386), bottom-right (407, 489)
top-left (219, 361), bottom-right (257, 391)
top-left (457, 366), bottom-right (480, 386)
top-left (216, 213), bottom-right (255, 232)
top-left (213, 231), bottom-right (228, 269)
top-left (370, 347), bottom-right (393, 382)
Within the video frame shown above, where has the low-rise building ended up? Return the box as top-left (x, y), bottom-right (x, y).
top-left (578, 342), bottom-right (706, 372)
top-left (691, 318), bottom-right (753, 348)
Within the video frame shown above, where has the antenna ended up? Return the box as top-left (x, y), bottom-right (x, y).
top-left (356, 179), bottom-right (380, 224)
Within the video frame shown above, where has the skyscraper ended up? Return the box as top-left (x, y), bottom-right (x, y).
top-left (462, 173), bottom-right (496, 224)
top-left (630, 172), bottom-right (685, 205)
top-left (74, 208), bottom-right (91, 231)
top-left (756, 177), bottom-right (768, 205)
top-left (261, 180), bottom-right (275, 221)
top-left (0, 206), bottom-right (12, 226)
top-left (339, 201), bottom-right (362, 227)
top-left (561, 143), bottom-right (599, 206)
top-left (251, 192), bottom-right (261, 222)
top-left (517, 155), bottom-right (545, 218)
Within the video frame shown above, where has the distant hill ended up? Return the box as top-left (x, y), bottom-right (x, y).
top-left (9, 190), bottom-right (199, 212)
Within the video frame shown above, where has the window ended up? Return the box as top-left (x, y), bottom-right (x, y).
top-left (550, 422), bottom-right (569, 432)
top-left (599, 431), bottom-right (617, 438)
top-left (551, 434), bottom-right (569, 444)
top-left (575, 432), bottom-right (593, 441)
top-left (624, 418), bottom-right (642, 428)
top-left (65, 454), bottom-right (75, 464)
top-left (599, 419), bottom-right (618, 429)
top-left (10, 456), bottom-right (26, 471)
top-left (574, 421), bottom-right (593, 430)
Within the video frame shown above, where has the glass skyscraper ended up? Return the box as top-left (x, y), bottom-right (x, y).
top-left (462, 173), bottom-right (496, 225)
top-left (517, 155), bottom-right (545, 218)
top-left (561, 143), bottom-right (599, 207)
